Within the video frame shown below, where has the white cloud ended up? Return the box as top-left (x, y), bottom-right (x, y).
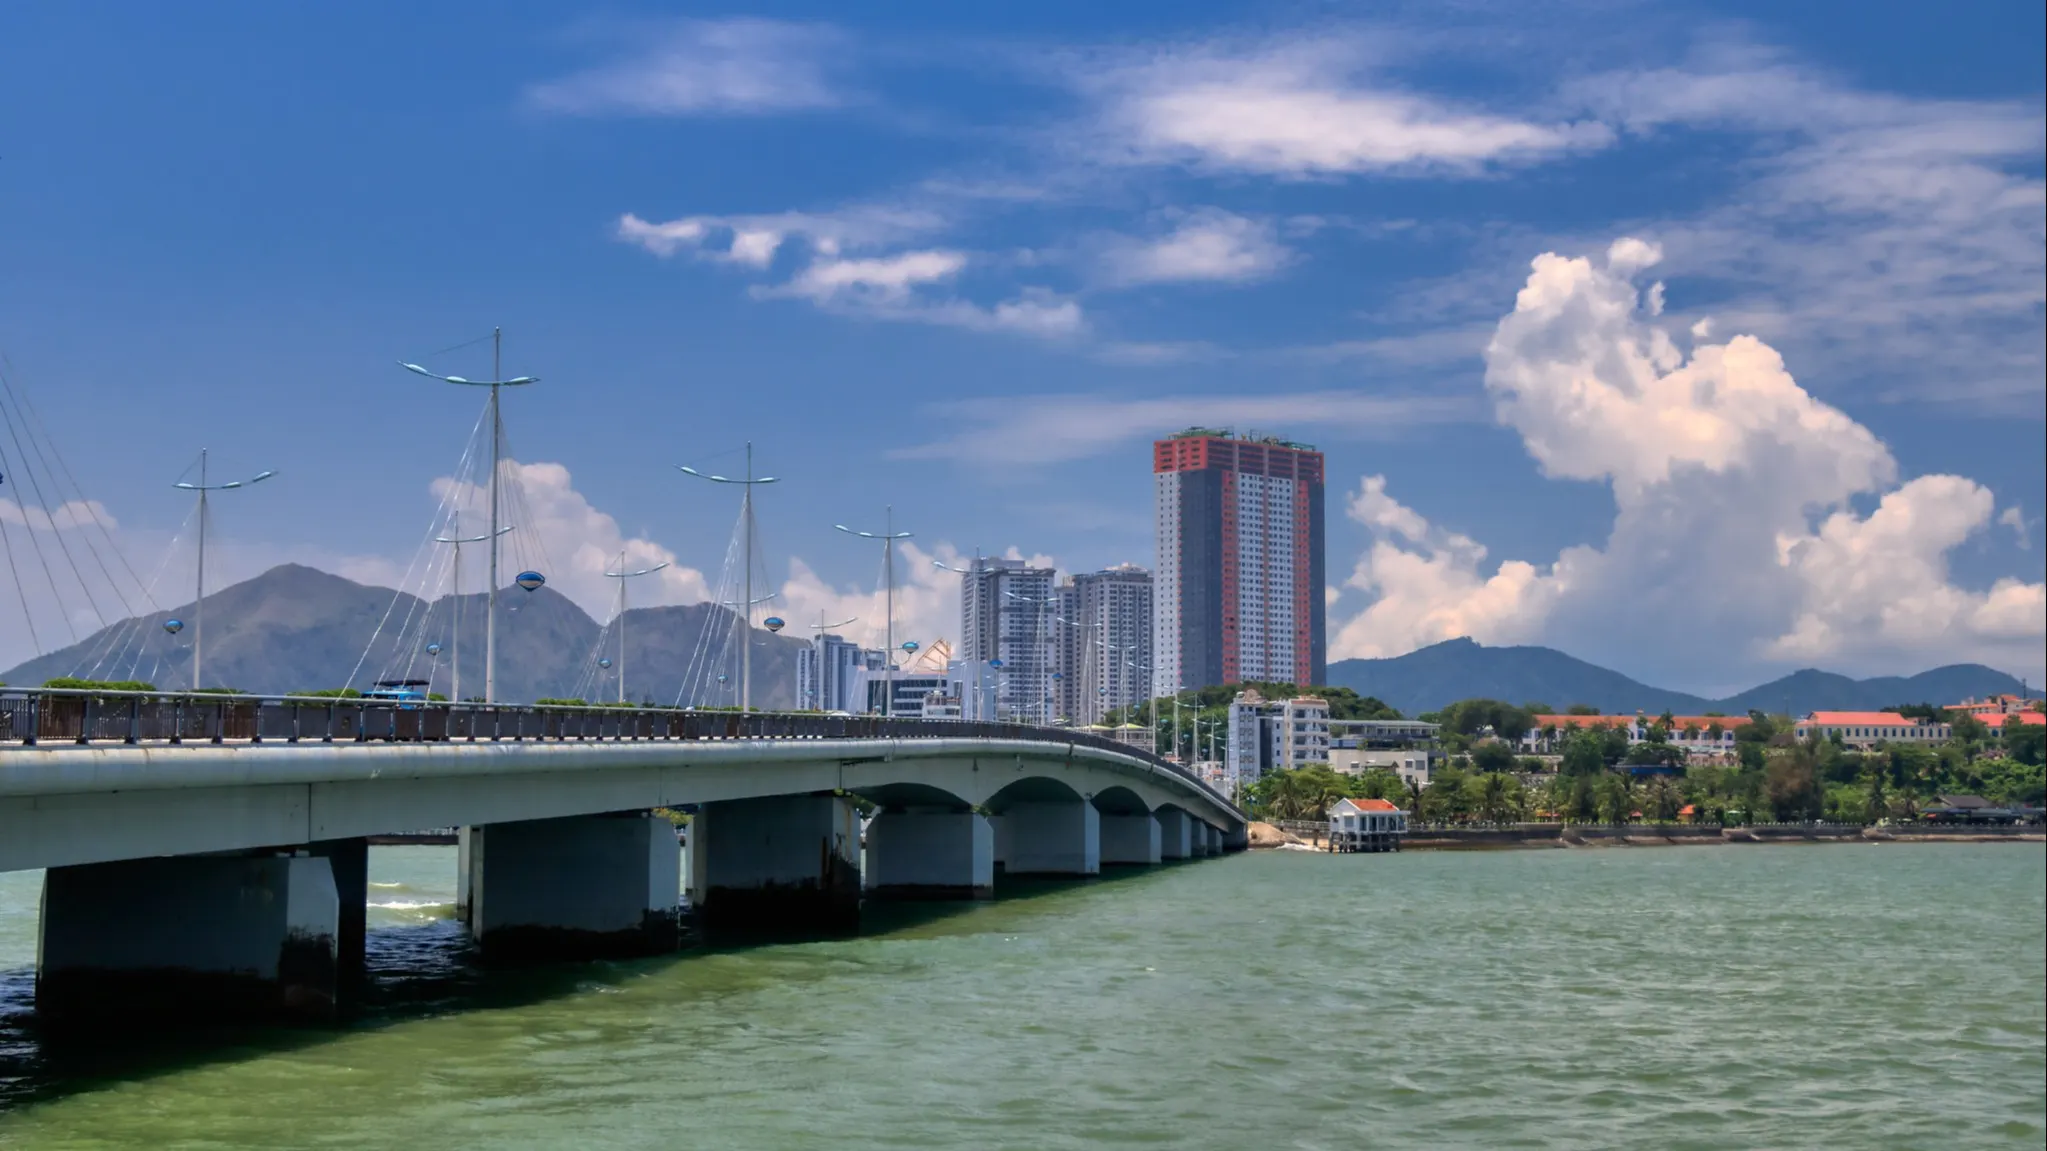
top-left (1332, 240), bottom-right (2046, 682)
top-left (1098, 209), bottom-right (1292, 286)
top-left (429, 462), bottom-right (712, 621)
top-left (620, 206), bottom-right (1081, 339)
top-left (895, 391), bottom-right (1476, 464)
top-left (529, 19), bottom-right (848, 116)
top-left (2000, 506), bottom-right (2030, 550)
top-left (1564, 52), bottom-right (2046, 405)
top-left (1082, 38), bottom-right (1609, 177)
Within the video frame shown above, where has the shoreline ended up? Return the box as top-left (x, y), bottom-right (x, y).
top-left (1250, 821), bottom-right (2045, 852)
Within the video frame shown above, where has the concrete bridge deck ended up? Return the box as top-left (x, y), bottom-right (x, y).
top-left (1, 688), bottom-right (1244, 1026)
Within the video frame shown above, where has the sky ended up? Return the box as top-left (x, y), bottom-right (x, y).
top-left (0, 0), bottom-right (2042, 695)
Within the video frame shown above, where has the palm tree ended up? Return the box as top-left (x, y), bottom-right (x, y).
top-left (1477, 771), bottom-right (1519, 823)
top-left (1643, 776), bottom-right (1683, 822)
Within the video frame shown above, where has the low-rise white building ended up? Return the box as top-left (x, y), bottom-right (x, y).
top-left (1225, 690), bottom-right (1331, 783)
top-left (1328, 797), bottom-right (1406, 853)
top-left (1794, 711), bottom-right (1951, 747)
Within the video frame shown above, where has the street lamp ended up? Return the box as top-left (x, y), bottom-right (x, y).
top-left (835, 509), bottom-right (912, 717)
top-left (431, 518), bottom-right (512, 703)
top-left (602, 549), bottom-right (670, 705)
top-left (680, 443), bottom-right (778, 712)
top-left (173, 450), bottom-right (275, 691)
top-left (401, 329), bottom-right (538, 704)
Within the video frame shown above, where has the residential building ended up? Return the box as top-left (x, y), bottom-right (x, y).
top-left (1225, 689), bottom-right (1331, 784)
top-left (1793, 711), bottom-right (1951, 747)
top-left (1331, 748), bottom-right (1434, 787)
top-left (1947, 694), bottom-right (2041, 718)
top-left (1057, 564), bottom-right (1154, 726)
top-left (855, 671), bottom-right (952, 718)
top-left (1978, 711), bottom-right (2045, 734)
top-left (1523, 713), bottom-right (1753, 757)
top-left (947, 659), bottom-right (1002, 722)
top-left (1152, 429), bottom-right (1326, 696)
top-left (796, 633), bottom-right (885, 713)
top-left (957, 557), bottom-right (1058, 723)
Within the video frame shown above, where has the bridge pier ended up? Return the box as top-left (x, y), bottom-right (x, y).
top-left (689, 795), bottom-right (861, 934)
top-left (1156, 809), bottom-right (1192, 859)
top-left (309, 837), bottom-right (368, 988)
top-left (1099, 813), bottom-right (1162, 866)
top-left (1002, 801), bottom-right (1100, 876)
top-left (1195, 823), bottom-right (1218, 857)
top-left (467, 813), bottom-right (680, 962)
top-left (865, 810), bottom-right (994, 900)
top-left (37, 852), bottom-right (341, 1026)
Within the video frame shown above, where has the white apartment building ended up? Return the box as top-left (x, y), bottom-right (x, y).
top-left (1224, 689), bottom-right (1331, 784)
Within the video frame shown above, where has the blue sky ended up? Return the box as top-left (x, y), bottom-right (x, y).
top-left (0, 0), bottom-right (2041, 693)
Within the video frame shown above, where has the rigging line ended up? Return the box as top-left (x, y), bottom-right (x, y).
top-left (113, 503), bottom-right (195, 682)
top-left (418, 330), bottom-right (499, 362)
top-left (676, 506), bottom-right (745, 708)
top-left (0, 370), bottom-right (134, 621)
top-left (0, 408), bottom-right (80, 646)
top-left (0, 361), bottom-right (160, 613)
top-left (0, 482), bottom-right (41, 657)
top-left (347, 399), bottom-right (490, 692)
top-left (92, 505), bottom-right (191, 682)
top-left (0, 387), bottom-right (112, 633)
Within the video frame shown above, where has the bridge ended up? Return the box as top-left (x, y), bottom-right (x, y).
top-left (0, 687), bottom-right (1245, 1025)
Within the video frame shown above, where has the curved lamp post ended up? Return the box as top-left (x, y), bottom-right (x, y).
top-left (174, 450), bottom-right (275, 691)
top-left (401, 330), bottom-right (537, 704)
top-left (603, 550), bottom-right (670, 705)
top-left (835, 509), bottom-right (911, 717)
top-left (680, 443), bottom-right (778, 712)
top-left (432, 519), bottom-right (511, 703)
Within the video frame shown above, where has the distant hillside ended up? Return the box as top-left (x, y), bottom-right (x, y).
top-left (1325, 637), bottom-right (2027, 717)
top-left (0, 563), bottom-right (807, 707)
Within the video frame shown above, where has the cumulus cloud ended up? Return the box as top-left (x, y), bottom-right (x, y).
top-left (1332, 239), bottom-right (2046, 681)
top-left (430, 462), bottom-right (712, 621)
top-left (1081, 38), bottom-right (1609, 177)
top-left (529, 18), bottom-right (849, 116)
top-left (1098, 210), bottom-right (1293, 286)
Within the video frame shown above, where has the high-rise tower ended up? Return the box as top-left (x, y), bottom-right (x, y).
top-left (1153, 430), bottom-right (1325, 695)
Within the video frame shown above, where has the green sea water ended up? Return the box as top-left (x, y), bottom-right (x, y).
top-left (1, 843), bottom-right (2041, 1149)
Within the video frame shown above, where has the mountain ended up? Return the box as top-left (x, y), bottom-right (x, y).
top-left (1324, 637), bottom-right (2028, 717)
top-left (0, 563), bottom-right (808, 707)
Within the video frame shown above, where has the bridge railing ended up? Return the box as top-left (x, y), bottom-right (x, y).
top-left (0, 688), bottom-right (1239, 813)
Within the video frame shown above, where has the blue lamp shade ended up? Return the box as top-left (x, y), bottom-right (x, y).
top-left (762, 616), bottom-right (786, 633)
top-left (515, 571), bottom-right (546, 592)
top-left (426, 643), bottom-right (442, 656)
top-left (989, 658), bottom-right (1004, 669)
top-left (717, 674), bottom-right (729, 684)
top-left (598, 657), bottom-right (612, 669)
top-left (900, 641), bottom-right (920, 653)
top-left (162, 618), bottom-right (184, 635)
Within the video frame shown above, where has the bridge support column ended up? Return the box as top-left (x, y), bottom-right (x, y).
top-left (1223, 823), bottom-right (1249, 853)
top-left (1099, 814), bottom-right (1162, 866)
top-left (468, 813), bottom-right (680, 961)
top-left (690, 795), bottom-right (861, 934)
top-left (1156, 810), bottom-right (1192, 860)
top-left (866, 811), bottom-right (993, 900)
top-left (309, 837), bottom-right (368, 988)
top-left (1201, 823), bottom-right (1222, 856)
top-left (1003, 801), bottom-right (1100, 876)
top-left (37, 852), bottom-right (341, 1025)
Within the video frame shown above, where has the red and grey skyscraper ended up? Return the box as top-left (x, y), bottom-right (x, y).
top-left (1153, 430), bottom-right (1326, 694)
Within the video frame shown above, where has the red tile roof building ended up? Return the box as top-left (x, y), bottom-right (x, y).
top-left (1796, 711), bottom-right (1950, 746)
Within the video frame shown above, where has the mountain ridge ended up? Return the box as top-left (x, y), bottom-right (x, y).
top-left (1324, 637), bottom-right (2027, 718)
top-left (0, 563), bottom-right (808, 707)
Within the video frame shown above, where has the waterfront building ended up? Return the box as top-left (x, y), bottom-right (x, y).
top-left (1793, 711), bottom-right (1950, 747)
top-left (1327, 796), bottom-right (1406, 852)
top-left (1152, 429), bottom-right (1326, 696)
top-left (1225, 689), bottom-right (1331, 783)
top-left (958, 556), bottom-right (1058, 723)
top-left (797, 633), bottom-right (886, 713)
